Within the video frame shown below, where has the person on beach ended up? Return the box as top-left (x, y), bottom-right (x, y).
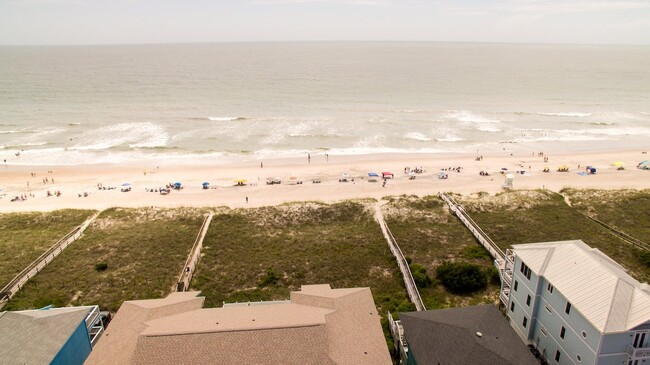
top-left (308, 153), bottom-right (311, 164)
top-left (246, 196), bottom-right (249, 204)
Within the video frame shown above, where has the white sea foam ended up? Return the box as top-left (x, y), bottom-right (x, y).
top-left (0, 130), bottom-right (21, 134)
top-left (403, 132), bottom-right (432, 142)
top-left (446, 110), bottom-right (500, 124)
top-left (552, 127), bottom-right (650, 137)
top-left (208, 116), bottom-right (246, 122)
top-left (477, 126), bottom-right (502, 132)
top-left (69, 122), bottom-right (169, 150)
top-left (539, 112), bottom-right (592, 117)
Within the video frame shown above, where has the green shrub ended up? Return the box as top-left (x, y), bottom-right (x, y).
top-left (258, 267), bottom-right (280, 287)
top-left (436, 261), bottom-right (487, 294)
top-left (94, 263), bottom-right (108, 271)
top-left (462, 245), bottom-right (491, 259)
top-left (640, 251), bottom-right (650, 268)
top-left (488, 266), bottom-right (501, 285)
top-left (410, 263), bottom-right (432, 289)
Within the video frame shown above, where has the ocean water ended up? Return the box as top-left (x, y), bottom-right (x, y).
top-left (0, 42), bottom-right (649, 165)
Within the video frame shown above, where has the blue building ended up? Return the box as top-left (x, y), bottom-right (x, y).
top-left (499, 240), bottom-right (650, 365)
top-left (0, 305), bottom-right (104, 365)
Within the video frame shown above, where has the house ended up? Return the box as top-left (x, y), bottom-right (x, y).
top-left (85, 284), bottom-right (391, 365)
top-left (499, 240), bottom-right (650, 365)
top-left (0, 305), bottom-right (104, 365)
top-left (389, 304), bottom-right (539, 365)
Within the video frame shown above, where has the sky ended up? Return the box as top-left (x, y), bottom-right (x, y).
top-left (1, 0), bottom-right (649, 45)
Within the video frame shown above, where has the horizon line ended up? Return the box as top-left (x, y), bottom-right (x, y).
top-left (1, 40), bottom-right (649, 47)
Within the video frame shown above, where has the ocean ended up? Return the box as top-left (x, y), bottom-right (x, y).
top-left (1, 42), bottom-right (649, 166)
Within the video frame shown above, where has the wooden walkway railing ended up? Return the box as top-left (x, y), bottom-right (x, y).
top-left (175, 212), bottom-right (213, 292)
top-left (374, 202), bottom-right (426, 311)
top-left (439, 193), bottom-right (505, 261)
top-left (0, 212), bottom-right (100, 310)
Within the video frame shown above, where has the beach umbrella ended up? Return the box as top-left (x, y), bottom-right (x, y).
top-left (174, 182), bottom-right (182, 187)
top-left (612, 162), bottom-right (624, 167)
top-left (202, 182), bottom-right (209, 185)
top-left (121, 182), bottom-right (131, 186)
top-left (501, 167), bottom-right (508, 171)
top-left (234, 179), bottom-right (247, 183)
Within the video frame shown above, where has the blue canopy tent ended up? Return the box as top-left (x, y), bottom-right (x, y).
top-left (202, 182), bottom-right (210, 189)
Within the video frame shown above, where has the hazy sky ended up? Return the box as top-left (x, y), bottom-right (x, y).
top-left (1, 0), bottom-right (649, 45)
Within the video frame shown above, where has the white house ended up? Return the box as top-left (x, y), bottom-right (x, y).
top-left (499, 240), bottom-right (650, 365)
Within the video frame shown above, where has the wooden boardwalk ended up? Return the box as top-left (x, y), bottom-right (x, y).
top-left (174, 211), bottom-right (214, 292)
top-left (0, 212), bottom-right (100, 310)
top-left (374, 201), bottom-right (426, 311)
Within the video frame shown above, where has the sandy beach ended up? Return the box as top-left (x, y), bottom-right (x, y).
top-left (1, 148), bottom-right (648, 213)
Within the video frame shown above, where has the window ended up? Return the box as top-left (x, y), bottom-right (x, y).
top-left (545, 306), bottom-right (552, 314)
top-left (523, 316), bottom-right (528, 328)
top-left (514, 280), bottom-right (519, 292)
top-left (520, 262), bottom-right (532, 280)
top-left (547, 283), bottom-right (554, 293)
top-left (541, 328), bottom-right (547, 336)
top-left (510, 302), bottom-right (515, 312)
top-left (555, 350), bottom-right (561, 362)
top-left (565, 302), bottom-right (572, 315)
top-left (560, 326), bottom-right (566, 339)
top-left (526, 295), bottom-right (531, 306)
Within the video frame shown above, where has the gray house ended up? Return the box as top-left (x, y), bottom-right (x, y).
top-left (389, 304), bottom-right (539, 365)
top-left (499, 240), bottom-right (650, 365)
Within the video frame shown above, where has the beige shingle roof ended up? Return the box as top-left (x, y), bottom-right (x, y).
top-left (513, 240), bottom-right (650, 333)
top-left (85, 285), bottom-right (391, 365)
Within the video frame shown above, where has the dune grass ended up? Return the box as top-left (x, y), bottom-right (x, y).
top-left (191, 201), bottom-right (410, 316)
top-left (456, 190), bottom-right (650, 283)
top-left (383, 195), bottom-right (499, 310)
top-left (4, 207), bottom-right (205, 312)
top-left (0, 210), bottom-right (95, 288)
top-left (561, 188), bottom-right (650, 243)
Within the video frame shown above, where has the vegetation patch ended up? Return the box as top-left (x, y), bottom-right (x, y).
top-left (191, 201), bottom-right (408, 316)
top-left (458, 189), bottom-right (650, 283)
top-left (384, 195), bottom-right (499, 310)
top-left (5, 207), bottom-right (204, 312)
top-left (0, 210), bottom-right (95, 287)
top-left (436, 261), bottom-right (488, 294)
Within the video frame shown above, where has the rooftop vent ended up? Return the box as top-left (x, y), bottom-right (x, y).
top-left (476, 332), bottom-right (483, 338)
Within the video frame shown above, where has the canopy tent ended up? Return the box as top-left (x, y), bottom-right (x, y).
top-left (173, 182), bottom-right (182, 187)
top-left (368, 172), bottom-right (379, 182)
top-left (202, 182), bottom-right (210, 189)
top-left (382, 172), bottom-right (394, 179)
top-left (637, 161), bottom-right (649, 170)
top-left (437, 171), bottom-right (448, 179)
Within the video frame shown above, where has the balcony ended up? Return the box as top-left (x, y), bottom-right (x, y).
top-left (628, 345), bottom-right (650, 360)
